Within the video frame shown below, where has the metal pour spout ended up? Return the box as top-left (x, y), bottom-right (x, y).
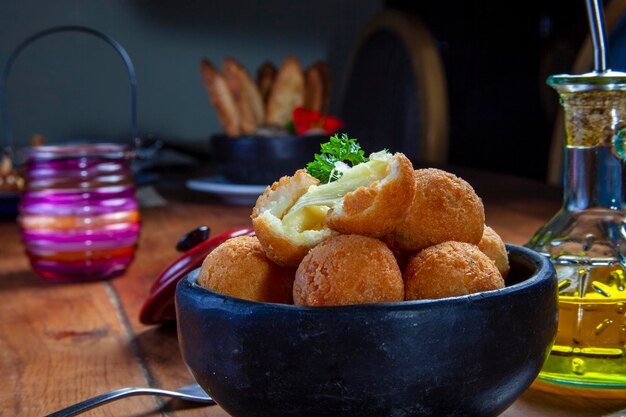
top-left (586, 0), bottom-right (609, 73)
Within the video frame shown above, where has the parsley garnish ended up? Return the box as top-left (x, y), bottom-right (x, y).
top-left (306, 134), bottom-right (368, 183)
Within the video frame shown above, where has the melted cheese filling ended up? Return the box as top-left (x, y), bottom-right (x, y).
top-left (281, 151), bottom-right (391, 231)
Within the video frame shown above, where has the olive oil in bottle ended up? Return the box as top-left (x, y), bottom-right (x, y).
top-left (528, 90), bottom-right (626, 393)
top-left (540, 261), bottom-right (626, 386)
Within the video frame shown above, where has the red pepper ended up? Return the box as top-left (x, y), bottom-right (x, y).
top-left (293, 107), bottom-right (343, 135)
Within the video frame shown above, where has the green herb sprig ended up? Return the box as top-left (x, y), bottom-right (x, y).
top-left (306, 134), bottom-right (368, 183)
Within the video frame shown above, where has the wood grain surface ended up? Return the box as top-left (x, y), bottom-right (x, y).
top-left (1, 170), bottom-right (625, 417)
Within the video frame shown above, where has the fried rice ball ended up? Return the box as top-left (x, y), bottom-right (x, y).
top-left (198, 236), bottom-right (295, 304)
top-left (252, 152), bottom-right (415, 267)
top-left (252, 169), bottom-right (336, 267)
top-left (386, 168), bottom-right (485, 253)
top-left (293, 235), bottom-right (404, 306)
top-left (478, 225), bottom-right (510, 278)
top-left (404, 241), bottom-right (504, 300)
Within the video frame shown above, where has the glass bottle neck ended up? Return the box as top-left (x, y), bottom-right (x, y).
top-left (563, 145), bottom-right (625, 211)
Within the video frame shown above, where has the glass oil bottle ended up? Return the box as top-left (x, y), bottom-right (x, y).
top-left (527, 75), bottom-right (626, 394)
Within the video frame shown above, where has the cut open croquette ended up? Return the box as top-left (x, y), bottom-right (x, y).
top-left (252, 169), bottom-right (336, 267)
top-left (198, 236), bottom-right (295, 303)
top-left (404, 241), bottom-right (504, 300)
top-left (293, 235), bottom-right (404, 306)
top-left (252, 152), bottom-right (415, 267)
top-left (293, 151), bottom-right (416, 237)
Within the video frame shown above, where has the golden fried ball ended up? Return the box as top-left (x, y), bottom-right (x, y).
top-left (198, 236), bottom-right (295, 303)
top-left (386, 168), bottom-right (485, 253)
top-left (478, 225), bottom-right (510, 278)
top-left (404, 241), bottom-right (504, 300)
top-left (252, 169), bottom-right (335, 267)
top-left (325, 152), bottom-right (416, 237)
top-left (293, 235), bottom-right (404, 306)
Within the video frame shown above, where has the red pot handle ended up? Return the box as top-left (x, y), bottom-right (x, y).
top-left (139, 226), bottom-right (254, 325)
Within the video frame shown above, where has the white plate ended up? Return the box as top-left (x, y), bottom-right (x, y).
top-left (186, 176), bottom-right (266, 205)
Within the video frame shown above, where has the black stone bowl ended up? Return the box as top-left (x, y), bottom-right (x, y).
top-left (210, 134), bottom-right (326, 185)
top-left (176, 244), bottom-right (557, 417)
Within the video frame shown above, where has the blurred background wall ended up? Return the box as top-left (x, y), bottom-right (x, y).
top-left (0, 0), bottom-right (598, 180)
top-left (0, 0), bottom-right (382, 150)
top-left (389, 0), bottom-right (587, 180)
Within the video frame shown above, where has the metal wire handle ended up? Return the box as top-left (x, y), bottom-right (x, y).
top-left (0, 25), bottom-right (139, 156)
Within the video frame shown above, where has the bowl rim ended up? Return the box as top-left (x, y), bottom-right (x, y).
top-left (210, 133), bottom-right (327, 142)
top-left (177, 243), bottom-right (555, 313)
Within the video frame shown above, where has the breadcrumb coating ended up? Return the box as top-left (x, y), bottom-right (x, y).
top-left (387, 168), bottom-right (484, 253)
top-left (293, 235), bottom-right (404, 306)
top-left (198, 236), bottom-right (295, 303)
top-left (478, 226), bottom-right (510, 278)
top-left (404, 241), bottom-right (504, 300)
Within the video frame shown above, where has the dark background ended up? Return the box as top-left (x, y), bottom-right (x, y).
top-left (0, 0), bottom-right (595, 180)
top-left (384, 0), bottom-right (588, 180)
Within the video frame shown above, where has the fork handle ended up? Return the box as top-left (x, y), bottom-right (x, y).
top-left (45, 387), bottom-right (160, 417)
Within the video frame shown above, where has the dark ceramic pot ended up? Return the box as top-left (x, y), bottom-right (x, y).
top-left (0, 192), bottom-right (20, 217)
top-left (210, 134), bottom-right (326, 185)
top-left (176, 244), bottom-right (557, 417)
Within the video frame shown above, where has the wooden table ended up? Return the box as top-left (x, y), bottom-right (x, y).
top-left (1, 170), bottom-right (625, 417)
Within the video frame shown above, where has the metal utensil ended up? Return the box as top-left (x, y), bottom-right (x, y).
top-left (44, 383), bottom-right (214, 417)
top-left (585, 0), bottom-right (609, 72)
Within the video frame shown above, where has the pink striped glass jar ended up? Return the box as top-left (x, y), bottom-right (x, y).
top-left (18, 144), bottom-right (140, 282)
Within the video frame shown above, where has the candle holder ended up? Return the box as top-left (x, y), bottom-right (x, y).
top-left (1, 26), bottom-right (141, 282)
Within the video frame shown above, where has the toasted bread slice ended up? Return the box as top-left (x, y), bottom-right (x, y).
top-left (223, 58), bottom-right (264, 134)
top-left (200, 58), bottom-right (240, 136)
top-left (265, 56), bottom-right (305, 126)
top-left (257, 61), bottom-right (277, 105)
top-left (304, 65), bottom-right (324, 113)
top-left (310, 60), bottom-right (332, 114)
